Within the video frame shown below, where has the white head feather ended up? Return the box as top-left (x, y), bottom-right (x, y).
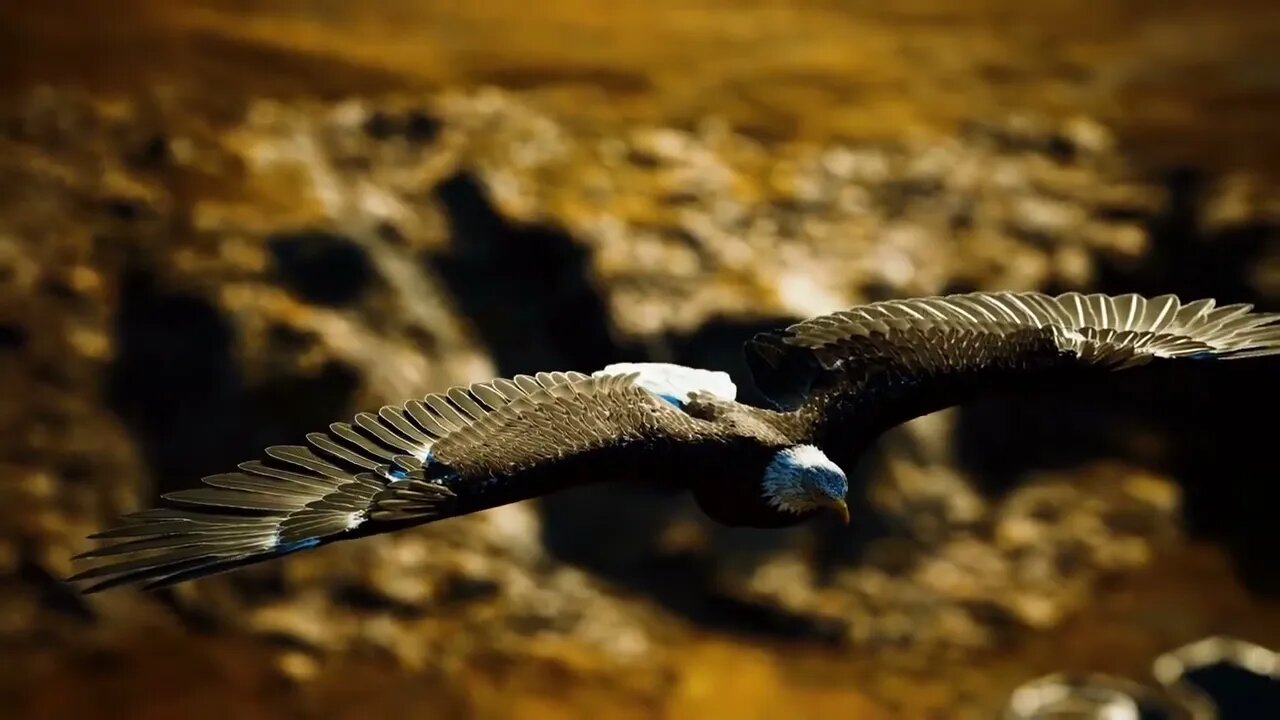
top-left (762, 444), bottom-right (848, 515)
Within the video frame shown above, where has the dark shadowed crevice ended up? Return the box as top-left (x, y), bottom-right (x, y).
top-left (0, 323), bottom-right (27, 351)
top-left (698, 593), bottom-right (846, 647)
top-left (952, 166), bottom-right (1280, 595)
top-left (428, 172), bottom-right (632, 376)
top-left (952, 378), bottom-right (1166, 498)
top-left (1179, 658), bottom-right (1280, 720)
top-left (1098, 167), bottom-right (1279, 596)
top-left (268, 230), bottom-right (376, 307)
top-left (1104, 167), bottom-right (1280, 597)
top-left (18, 554), bottom-right (94, 622)
top-left (104, 268), bottom-right (361, 500)
top-left (363, 108), bottom-right (443, 145)
top-left (105, 269), bottom-right (248, 499)
top-left (331, 582), bottom-right (429, 619)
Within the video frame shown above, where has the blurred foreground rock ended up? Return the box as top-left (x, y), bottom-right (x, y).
top-left (1, 87), bottom-right (1278, 718)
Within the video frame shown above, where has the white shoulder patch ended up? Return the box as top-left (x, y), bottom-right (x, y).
top-left (593, 362), bottom-right (737, 405)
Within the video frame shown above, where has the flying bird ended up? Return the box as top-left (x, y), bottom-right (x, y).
top-left (70, 291), bottom-right (1280, 592)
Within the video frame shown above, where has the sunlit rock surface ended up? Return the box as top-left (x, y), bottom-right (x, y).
top-left (1, 3), bottom-right (1279, 718)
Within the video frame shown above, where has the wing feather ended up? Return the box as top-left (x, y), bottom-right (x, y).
top-left (306, 432), bottom-right (384, 469)
top-left (470, 382), bottom-right (508, 409)
top-left (405, 399), bottom-right (454, 438)
top-left (746, 290), bottom-right (1280, 446)
top-left (329, 422), bottom-right (400, 460)
top-left (446, 387), bottom-right (486, 420)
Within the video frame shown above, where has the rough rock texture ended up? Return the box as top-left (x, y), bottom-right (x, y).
top-left (0, 89), bottom-right (672, 670)
top-left (1, 87), bottom-right (1278, 718)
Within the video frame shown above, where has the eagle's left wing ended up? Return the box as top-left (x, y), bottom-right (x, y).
top-left (745, 291), bottom-right (1280, 454)
top-left (70, 370), bottom-right (722, 593)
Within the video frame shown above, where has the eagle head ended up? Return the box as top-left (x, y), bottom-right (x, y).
top-left (762, 444), bottom-right (850, 523)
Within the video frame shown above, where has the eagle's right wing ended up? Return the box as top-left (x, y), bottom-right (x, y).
top-left (70, 371), bottom-right (718, 593)
top-left (745, 291), bottom-right (1280, 449)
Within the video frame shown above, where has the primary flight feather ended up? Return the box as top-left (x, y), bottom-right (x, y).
top-left (70, 291), bottom-right (1280, 592)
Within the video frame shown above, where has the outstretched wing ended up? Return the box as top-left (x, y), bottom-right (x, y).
top-left (70, 371), bottom-right (714, 593)
top-left (745, 291), bottom-right (1280, 447)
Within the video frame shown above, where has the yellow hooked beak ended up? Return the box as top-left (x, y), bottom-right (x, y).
top-left (829, 497), bottom-right (851, 525)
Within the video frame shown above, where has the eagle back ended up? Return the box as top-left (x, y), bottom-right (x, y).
top-left (429, 373), bottom-right (707, 477)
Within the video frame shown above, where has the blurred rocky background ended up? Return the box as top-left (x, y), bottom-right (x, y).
top-left (1, 2), bottom-right (1279, 719)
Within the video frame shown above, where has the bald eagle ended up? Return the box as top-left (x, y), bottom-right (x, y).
top-left (71, 291), bottom-right (1280, 592)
